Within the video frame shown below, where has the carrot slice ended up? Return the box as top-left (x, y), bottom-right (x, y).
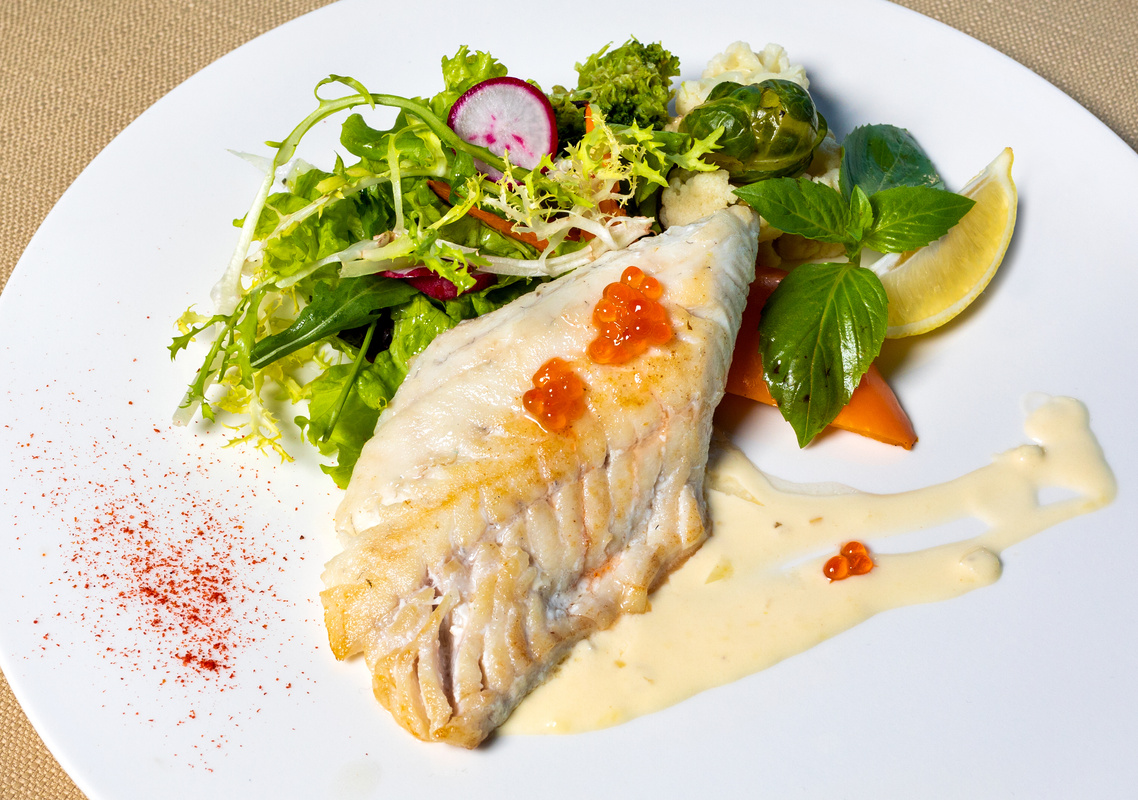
top-left (726, 266), bottom-right (918, 449)
top-left (428, 180), bottom-right (549, 250)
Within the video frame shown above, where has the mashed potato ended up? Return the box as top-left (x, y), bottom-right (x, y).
top-left (675, 42), bottom-right (809, 117)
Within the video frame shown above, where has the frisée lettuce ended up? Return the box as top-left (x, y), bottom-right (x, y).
top-left (171, 42), bottom-right (719, 486)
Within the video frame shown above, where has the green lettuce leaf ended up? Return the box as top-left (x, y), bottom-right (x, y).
top-left (389, 294), bottom-right (458, 372)
top-left (429, 46), bottom-right (509, 119)
top-left (296, 363), bottom-right (381, 488)
top-left (253, 166), bottom-right (395, 280)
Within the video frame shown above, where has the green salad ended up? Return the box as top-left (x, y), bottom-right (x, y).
top-left (172, 39), bottom-right (974, 485)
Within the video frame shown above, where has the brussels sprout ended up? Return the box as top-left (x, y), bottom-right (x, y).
top-left (679, 79), bottom-right (828, 182)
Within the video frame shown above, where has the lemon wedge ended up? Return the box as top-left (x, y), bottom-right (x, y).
top-left (872, 148), bottom-right (1017, 338)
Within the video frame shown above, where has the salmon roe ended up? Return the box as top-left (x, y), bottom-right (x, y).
top-left (587, 266), bottom-right (673, 364)
top-left (824, 540), bottom-right (875, 581)
top-left (523, 357), bottom-right (586, 432)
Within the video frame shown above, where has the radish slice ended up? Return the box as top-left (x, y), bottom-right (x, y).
top-left (447, 77), bottom-right (558, 180)
top-left (378, 266), bottom-right (497, 300)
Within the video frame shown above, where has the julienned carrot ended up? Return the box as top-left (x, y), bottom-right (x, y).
top-left (726, 266), bottom-right (918, 449)
top-left (583, 104), bottom-right (624, 219)
top-left (427, 180), bottom-right (549, 250)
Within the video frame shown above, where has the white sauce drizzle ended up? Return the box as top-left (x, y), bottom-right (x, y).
top-left (502, 396), bottom-right (1116, 735)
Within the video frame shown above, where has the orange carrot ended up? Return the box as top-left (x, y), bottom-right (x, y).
top-left (726, 266), bottom-right (918, 449)
top-left (581, 104), bottom-right (625, 222)
top-left (428, 180), bottom-right (549, 250)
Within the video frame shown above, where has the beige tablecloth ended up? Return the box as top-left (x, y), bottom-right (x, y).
top-left (1, 1), bottom-right (1135, 797)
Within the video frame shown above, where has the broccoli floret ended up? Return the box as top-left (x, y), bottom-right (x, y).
top-left (549, 38), bottom-right (680, 147)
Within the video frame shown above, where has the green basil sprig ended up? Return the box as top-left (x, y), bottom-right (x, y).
top-left (733, 124), bottom-right (975, 446)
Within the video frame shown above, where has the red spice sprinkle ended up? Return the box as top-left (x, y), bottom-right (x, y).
top-left (8, 380), bottom-right (318, 768)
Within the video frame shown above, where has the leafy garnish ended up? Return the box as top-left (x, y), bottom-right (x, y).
top-left (734, 172), bottom-right (974, 263)
top-left (839, 124), bottom-right (945, 198)
top-left (429, 46), bottom-right (509, 119)
top-left (758, 263), bottom-right (888, 446)
top-left (863, 186), bottom-right (976, 253)
top-left (250, 276), bottom-right (418, 369)
top-left (734, 177), bottom-right (855, 247)
top-left (548, 38), bottom-right (680, 146)
top-left (734, 125), bottom-right (975, 446)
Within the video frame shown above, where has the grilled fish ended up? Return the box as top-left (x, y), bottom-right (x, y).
top-left (321, 207), bottom-right (759, 746)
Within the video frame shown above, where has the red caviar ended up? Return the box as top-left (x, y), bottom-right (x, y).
top-left (823, 556), bottom-right (850, 581)
top-left (523, 357), bottom-right (586, 432)
top-left (824, 540), bottom-right (875, 581)
top-left (587, 266), bottom-right (672, 364)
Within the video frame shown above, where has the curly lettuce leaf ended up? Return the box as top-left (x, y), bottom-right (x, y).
top-left (254, 168), bottom-right (396, 281)
top-left (429, 46), bottom-right (509, 119)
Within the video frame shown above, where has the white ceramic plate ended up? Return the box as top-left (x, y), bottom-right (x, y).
top-left (3, 0), bottom-right (1136, 797)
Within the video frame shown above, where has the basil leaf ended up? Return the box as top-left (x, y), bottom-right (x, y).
top-left (847, 185), bottom-right (874, 245)
top-left (759, 262), bottom-right (888, 446)
top-left (864, 186), bottom-right (975, 253)
top-left (840, 124), bottom-right (945, 198)
top-left (734, 177), bottom-right (853, 244)
top-left (250, 276), bottom-right (419, 369)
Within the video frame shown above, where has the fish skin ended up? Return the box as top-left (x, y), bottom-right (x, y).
top-left (321, 207), bottom-right (759, 747)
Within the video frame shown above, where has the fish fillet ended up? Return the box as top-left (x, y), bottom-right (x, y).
top-left (321, 207), bottom-right (759, 746)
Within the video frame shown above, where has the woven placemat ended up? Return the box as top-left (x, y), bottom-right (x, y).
top-left (1, 1), bottom-right (1135, 797)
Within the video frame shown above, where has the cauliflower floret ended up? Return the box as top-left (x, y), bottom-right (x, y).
top-left (661, 169), bottom-right (781, 242)
top-left (675, 42), bottom-right (809, 117)
top-left (660, 169), bottom-right (739, 228)
top-left (804, 132), bottom-right (842, 191)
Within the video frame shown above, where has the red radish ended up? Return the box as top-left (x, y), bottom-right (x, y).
top-left (379, 266), bottom-right (497, 300)
top-left (447, 77), bottom-right (558, 180)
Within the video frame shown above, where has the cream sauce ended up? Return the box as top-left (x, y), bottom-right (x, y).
top-left (502, 396), bottom-right (1116, 735)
